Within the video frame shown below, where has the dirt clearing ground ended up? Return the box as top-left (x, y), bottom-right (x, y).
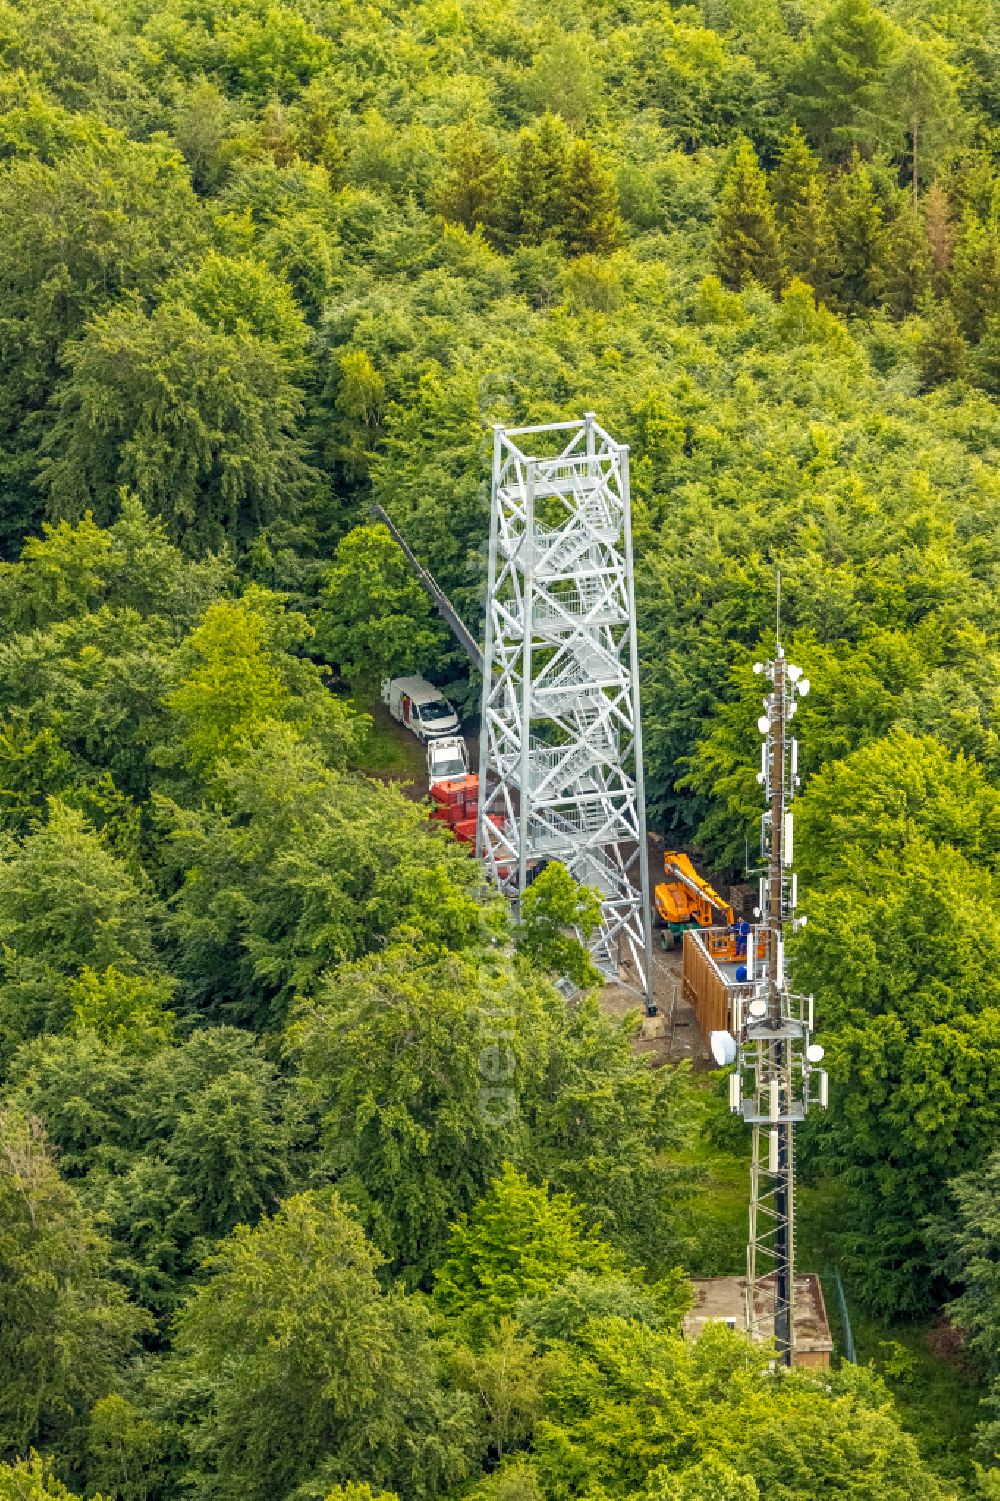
top-left (600, 946), bottom-right (711, 1069)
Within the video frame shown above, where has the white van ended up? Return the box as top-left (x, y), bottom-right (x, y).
top-left (427, 735), bottom-right (469, 788)
top-left (382, 676), bottom-right (461, 742)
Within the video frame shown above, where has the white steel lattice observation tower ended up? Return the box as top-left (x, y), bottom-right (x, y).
top-left (477, 414), bottom-right (653, 996)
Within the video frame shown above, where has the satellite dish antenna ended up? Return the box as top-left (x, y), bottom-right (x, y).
top-left (797, 678), bottom-right (810, 697)
top-left (752, 662), bottom-right (764, 675)
top-left (748, 998), bottom-right (767, 1020)
top-left (710, 1031), bottom-right (737, 1067)
top-left (806, 1043), bottom-right (825, 1063)
top-left (757, 715), bottom-right (770, 734)
top-left (787, 664), bottom-right (802, 682)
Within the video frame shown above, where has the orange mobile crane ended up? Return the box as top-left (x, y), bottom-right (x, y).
top-left (654, 851), bottom-right (737, 950)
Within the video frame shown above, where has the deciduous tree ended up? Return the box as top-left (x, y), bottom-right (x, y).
top-left (0, 800), bottom-right (159, 1050)
top-left (167, 1190), bottom-right (476, 1501)
top-left (434, 1164), bottom-right (616, 1338)
top-left (0, 1454), bottom-right (96, 1501)
top-left (0, 138), bottom-right (203, 548)
top-left (514, 862), bottom-right (602, 990)
top-left (40, 299), bottom-right (315, 551)
top-left (0, 1109), bottom-right (146, 1464)
top-left (289, 950), bottom-right (548, 1282)
top-left (159, 729), bottom-right (476, 1024)
top-left (164, 589), bottom-right (358, 778)
top-left (314, 524), bottom-right (445, 693)
top-left (797, 838), bottom-right (1000, 1313)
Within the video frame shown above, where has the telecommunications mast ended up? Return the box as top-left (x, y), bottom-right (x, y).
top-left (729, 632), bottom-right (827, 1364)
top-left (477, 413), bottom-right (653, 1000)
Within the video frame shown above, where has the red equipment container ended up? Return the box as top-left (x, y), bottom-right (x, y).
top-left (430, 774), bottom-right (479, 823)
top-left (432, 780), bottom-right (474, 804)
top-left (430, 803), bottom-right (462, 827)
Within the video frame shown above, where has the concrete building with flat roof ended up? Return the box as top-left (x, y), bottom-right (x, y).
top-left (683, 1273), bottom-right (834, 1368)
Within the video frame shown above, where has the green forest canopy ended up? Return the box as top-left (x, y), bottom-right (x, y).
top-left (1, 0), bottom-right (1000, 1493)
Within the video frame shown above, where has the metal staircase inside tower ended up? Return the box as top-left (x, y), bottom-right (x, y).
top-left (477, 414), bottom-right (653, 997)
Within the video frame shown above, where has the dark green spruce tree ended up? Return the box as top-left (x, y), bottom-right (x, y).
top-left (713, 140), bottom-right (783, 293)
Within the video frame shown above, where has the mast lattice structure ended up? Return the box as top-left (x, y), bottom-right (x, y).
top-left (730, 643), bottom-right (828, 1363)
top-left (477, 414), bottom-right (653, 996)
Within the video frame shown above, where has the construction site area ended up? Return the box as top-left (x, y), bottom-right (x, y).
top-left (378, 412), bottom-right (833, 1369)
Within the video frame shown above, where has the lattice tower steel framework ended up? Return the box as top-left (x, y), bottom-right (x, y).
top-left (728, 647), bottom-right (828, 1364)
top-left (477, 414), bottom-right (653, 997)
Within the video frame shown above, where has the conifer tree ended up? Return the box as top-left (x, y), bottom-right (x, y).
top-left (917, 300), bottom-right (967, 387)
top-left (712, 140), bottom-right (782, 293)
top-left (433, 120), bottom-right (503, 231)
top-left (533, 115), bottom-right (572, 234)
top-left (498, 113), bottom-right (570, 246)
top-left (495, 118), bottom-right (619, 257)
top-left (950, 212), bottom-right (1000, 341)
top-left (884, 40), bottom-right (956, 201)
top-left (971, 313), bottom-right (1000, 394)
top-left (828, 151), bottom-right (884, 308)
top-left (880, 201), bottom-right (933, 316)
top-left (771, 127), bottom-right (836, 301)
top-left (789, 176), bottom-right (838, 302)
top-left (770, 125), bottom-right (819, 221)
top-left (793, 0), bottom-right (899, 156)
top-left (923, 181), bottom-right (956, 291)
top-left (562, 138), bottom-right (621, 255)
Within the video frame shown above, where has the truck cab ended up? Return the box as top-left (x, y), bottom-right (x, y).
top-left (381, 675), bottom-right (461, 741)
